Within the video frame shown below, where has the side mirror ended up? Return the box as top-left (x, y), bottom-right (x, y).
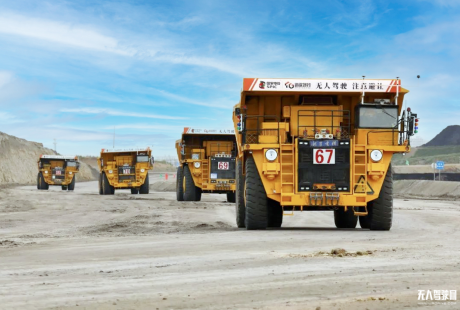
top-left (151, 157), bottom-right (155, 165)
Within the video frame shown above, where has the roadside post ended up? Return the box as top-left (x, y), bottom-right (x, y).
top-left (431, 163), bottom-right (435, 180)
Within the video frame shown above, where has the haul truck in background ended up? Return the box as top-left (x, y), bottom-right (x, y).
top-left (98, 148), bottom-right (153, 195)
top-left (175, 128), bottom-right (237, 202)
top-left (37, 155), bottom-right (80, 190)
top-left (233, 78), bottom-right (418, 230)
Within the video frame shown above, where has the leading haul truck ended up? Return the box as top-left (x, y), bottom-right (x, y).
top-left (175, 128), bottom-right (237, 202)
top-left (232, 78), bottom-right (418, 230)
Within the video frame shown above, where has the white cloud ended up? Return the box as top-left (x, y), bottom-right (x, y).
top-left (60, 107), bottom-right (187, 120)
top-left (0, 12), bottom-right (134, 56)
top-left (0, 71), bottom-right (13, 88)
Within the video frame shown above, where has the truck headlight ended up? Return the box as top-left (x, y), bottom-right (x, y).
top-left (44, 171), bottom-right (48, 174)
top-left (69, 172), bottom-right (72, 175)
top-left (265, 149), bottom-right (278, 161)
top-left (140, 169), bottom-right (145, 173)
top-left (370, 150), bottom-right (383, 162)
top-left (194, 162), bottom-right (201, 168)
top-left (108, 170), bottom-right (113, 174)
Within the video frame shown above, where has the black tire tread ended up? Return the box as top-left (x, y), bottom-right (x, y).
top-left (139, 172), bottom-right (149, 194)
top-left (235, 159), bottom-right (246, 228)
top-left (334, 208), bottom-right (358, 228)
top-left (183, 165), bottom-right (197, 201)
top-left (176, 166), bottom-right (184, 201)
top-left (245, 157), bottom-right (268, 230)
top-left (369, 165), bottom-right (393, 231)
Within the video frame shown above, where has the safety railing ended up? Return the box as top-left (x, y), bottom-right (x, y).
top-left (297, 109), bottom-right (351, 140)
top-left (242, 115), bottom-right (280, 144)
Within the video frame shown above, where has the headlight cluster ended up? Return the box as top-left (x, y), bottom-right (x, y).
top-left (265, 149), bottom-right (278, 161)
top-left (194, 162), bottom-right (201, 168)
top-left (370, 150), bottom-right (383, 162)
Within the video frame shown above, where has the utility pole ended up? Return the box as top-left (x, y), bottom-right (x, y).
top-left (53, 138), bottom-right (57, 153)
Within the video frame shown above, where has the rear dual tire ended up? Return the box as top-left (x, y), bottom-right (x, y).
top-left (235, 160), bottom-right (246, 228)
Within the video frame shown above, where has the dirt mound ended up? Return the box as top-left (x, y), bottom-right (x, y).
top-left (150, 181), bottom-right (176, 192)
top-left (423, 125), bottom-right (460, 146)
top-left (0, 131), bottom-right (97, 185)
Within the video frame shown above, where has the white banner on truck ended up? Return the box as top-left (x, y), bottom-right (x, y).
top-left (243, 78), bottom-right (401, 93)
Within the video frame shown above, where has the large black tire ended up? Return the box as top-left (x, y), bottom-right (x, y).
top-left (176, 166), bottom-right (184, 201)
top-left (334, 207), bottom-right (358, 228)
top-left (268, 199), bottom-right (283, 228)
top-left (245, 157), bottom-right (268, 230)
top-left (227, 192), bottom-right (236, 203)
top-left (235, 159), bottom-right (246, 228)
top-left (367, 165), bottom-right (393, 231)
top-left (68, 175), bottom-right (75, 191)
top-left (195, 188), bottom-right (202, 202)
top-left (183, 165), bottom-right (201, 201)
top-left (359, 207), bottom-right (371, 229)
top-left (131, 188), bottom-right (139, 194)
top-left (37, 172), bottom-right (49, 190)
top-left (102, 173), bottom-right (115, 195)
top-left (139, 173), bottom-right (149, 194)
top-left (98, 173), bottom-right (103, 195)
top-left (61, 186), bottom-right (68, 190)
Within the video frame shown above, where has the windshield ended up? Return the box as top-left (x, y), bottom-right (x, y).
top-left (66, 161), bottom-right (77, 167)
top-left (137, 155), bottom-right (149, 162)
top-left (358, 107), bottom-right (398, 128)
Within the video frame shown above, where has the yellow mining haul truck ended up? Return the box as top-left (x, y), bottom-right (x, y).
top-left (175, 128), bottom-right (237, 202)
top-left (37, 155), bottom-right (80, 191)
top-left (233, 78), bottom-right (418, 230)
top-left (98, 148), bottom-right (153, 195)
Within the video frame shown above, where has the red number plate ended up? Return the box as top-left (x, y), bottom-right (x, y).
top-left (313, 149), bottom-right (336, 164)
top-left (218, 162), bottom-right (229, 170)
top-left (123, 168), bottom-right (131, 174)
top-left (55, 170), bottom-right (61, 175)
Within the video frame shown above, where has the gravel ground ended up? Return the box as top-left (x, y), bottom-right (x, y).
top-left (0, 175), bottom-right (459, 309)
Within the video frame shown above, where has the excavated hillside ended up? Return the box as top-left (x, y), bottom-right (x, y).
top-left (0, 131), bottom-right (98, 185)
top-left (423, 125), bottom-right (460, 146)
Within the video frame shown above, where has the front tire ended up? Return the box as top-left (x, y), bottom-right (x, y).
top-left (235, 159), bottom-right (246, 228)
top-left (183, 165), bottom-right (201, 201)
top-left (37, 172), bottom-right (49, 190)
top-left (368, 165), bottom-right (393, 231)
top-left (268, 199), bottom-right (283, 228)
top-left (334, 207), bottom-right (358, 228)
top-left (227, 192), bottom-right (236, 203)
top-left (61, 186), bottom-right (68, 190)
top-left (176, 166), bottom-right (184, 201)
top-left (98, 173), bottom-right (103, 195)
top-left (102, 173), bottom-right (114, 195)
top-left (131, 188), bottom-right (139, 194)
top-left (245, 157), bottom-right (268, 230)
top-left (68, 175), bottom-right (75, 191)
top-left (139, 173), bottom-right (149, 194)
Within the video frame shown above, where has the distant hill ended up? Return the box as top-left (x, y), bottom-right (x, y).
top-left (423, 125), bottom-right (460, 147)
top-left (0, 131), bottom-right (97, 185)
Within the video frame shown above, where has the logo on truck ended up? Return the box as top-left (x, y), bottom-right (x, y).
top-left (285, 81), bottom-right (294, 89)
top-left (259, 81), bottom-right (265, 89)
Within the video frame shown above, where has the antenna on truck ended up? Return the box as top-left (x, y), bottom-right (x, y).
top-left (361, 76), bottom-right (366, 104)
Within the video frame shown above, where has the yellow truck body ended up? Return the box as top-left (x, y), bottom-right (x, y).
top-left (175, 128), bottom-right (237, 202)
top-left (37, 155), bottom-right (80, 190)
top-left (98, 148), bottom-right (153, 195)
top-left (233, 78), bottom-right (418, 230)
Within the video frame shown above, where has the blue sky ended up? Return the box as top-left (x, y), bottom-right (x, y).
top-left (0, 0), bottom-right (459, 156)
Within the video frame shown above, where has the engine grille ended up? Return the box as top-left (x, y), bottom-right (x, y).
top-left (297, 139), bottom-right (350, 191)
top-left (210, 157), bottom-right (236, 180)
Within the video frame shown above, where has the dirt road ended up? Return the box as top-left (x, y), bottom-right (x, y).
top-left (0, 175), bottom-right (459, 309)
